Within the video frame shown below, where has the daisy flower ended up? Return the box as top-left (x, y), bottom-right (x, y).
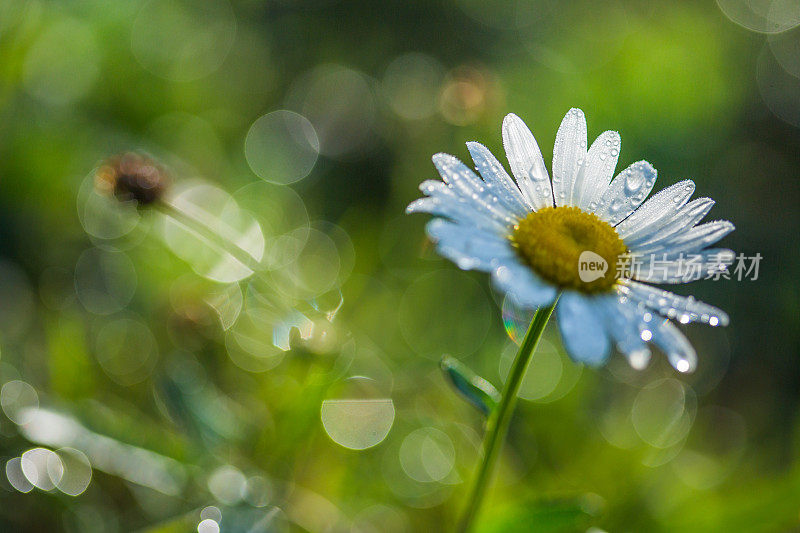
top-left (407, 108), bottom-right (734, 373)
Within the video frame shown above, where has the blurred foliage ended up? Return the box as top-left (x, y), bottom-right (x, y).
top-left (0, 0), bottom-right (799, 532)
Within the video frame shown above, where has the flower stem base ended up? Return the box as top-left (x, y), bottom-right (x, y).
top-left (456, 294), bottom-right (560, 533)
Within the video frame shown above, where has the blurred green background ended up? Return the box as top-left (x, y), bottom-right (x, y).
top-left (0, 0), bottom-right (799, 531)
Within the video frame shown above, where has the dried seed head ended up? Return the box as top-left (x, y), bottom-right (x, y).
top-left (95, 152), bottom-right (167, 206)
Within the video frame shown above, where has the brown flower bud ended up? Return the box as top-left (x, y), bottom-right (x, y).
top-left (95, 152), bottom-right (168, 206)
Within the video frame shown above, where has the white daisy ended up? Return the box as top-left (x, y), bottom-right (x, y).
top-left (407, 108), bottom-right (734, 372)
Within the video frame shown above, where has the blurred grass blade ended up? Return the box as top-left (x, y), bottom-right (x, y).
top-left (440, 356), bottom-right (501, 416)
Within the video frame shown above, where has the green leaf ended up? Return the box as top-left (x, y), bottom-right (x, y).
top-left (440, 355), bottom-right (501, 415)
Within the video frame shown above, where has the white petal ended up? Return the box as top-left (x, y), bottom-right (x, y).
top-left (426, 218), bottom-right (515, 272)
top-left (593, 161), bottom-right (657, 226)
top-left (427, 154), bottom-right (519, 226)
top-left (466, 142), bottom-right (530, 218)
top-left (552, 108), bottom-right (587, 207)
top-left (635, 220), bottom-right (735, 256)
top-left (432, 154), bottom-right (511, 220)
top-left (556, 292), bottom-right (611, 366)
top-left (573, 130), bottom-right (621, 211)
top-left (617, 279), bottom-right (729, 326)
top-left (596, 295), bottom-right (652, 369)
top-left (615, 180), bottom-right (695, 241)
top-left (649, 319), bottom-right (697, 373)
top-left (626, 197), bottom-right (715, 250)
top-left (406, 196), bottom-right (506, 234)
top-left (501, 113), bottom-right (553, 211)
top-left (630, 248), bottom-right (735, 283)
top-left (491, 261), bottom-right (558, 309)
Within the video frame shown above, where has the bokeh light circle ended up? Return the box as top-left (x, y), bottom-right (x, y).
top-left (94, 316), bottom-right (158, 385)
top-left (757, 44), bottom-right (800, 128)
top-left (273, 228), bottom-right (341, 299)
top-left (131, 0), bottom-right (236, 81)
top-left (21, 447), bottom-right (60, 491)
top-left (49, 447), bottom-right (92, 496)
top-left (321, 376), bottom-right (395, 450)
top-left (197, 519), bottom-right (220, 533)
top-left (498, 339), bottom-right (563, 401)
top-left (245, 110), bottom-right (320, 185)
top-left (233, 181), bottom-right (311, 271)
top-left (6, 457), bottom-right (34, 493)
top-left (399, 427), bottom-right (456, 483)
top-left (287, 64), bottom-right (377, 157)
top-left (631, 378), bottom-right (696, 449)
top-left (207, 464), bottom-right (246, 505)
top-left (716, 0), bottom-right (800, 34)
top-left (77, 171), bottom-right (141, 241)
top-left (1, 380), bottom-right (39, 425)
top-left (200, 506), bottom-right (222, 522)
top-left (768, 28), bottom-right (800, 79)
top-left (225, 304), bottom-right (288, 373)
top-left (162, 182), bottom-right (265, 283)
top-left (382, 53), bottom-right (445, 121)
top-left (74, 248), bottom-right (138, 315)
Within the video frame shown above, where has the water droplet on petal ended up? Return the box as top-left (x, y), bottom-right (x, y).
top-left (625, 171), bottom-right (644, 194)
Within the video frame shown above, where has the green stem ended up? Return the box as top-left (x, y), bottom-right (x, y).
top-left (154, 199), bottom-right (286, 309)
top-left (154, 199), bottom-right (264, 274)
top-left (456, 294), bottom-right (560, 533)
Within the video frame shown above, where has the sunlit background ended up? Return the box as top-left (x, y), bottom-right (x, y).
top-left (0, 0), bottom-right (799, 531)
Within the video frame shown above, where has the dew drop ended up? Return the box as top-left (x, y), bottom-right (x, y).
top-left (628, 348), bottom-right (650, 370)
top-left (625, 171), bottom-right (644, 194)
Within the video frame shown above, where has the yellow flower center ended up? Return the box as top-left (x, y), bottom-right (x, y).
top-left (511, 206), bottom-right (627, 294)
